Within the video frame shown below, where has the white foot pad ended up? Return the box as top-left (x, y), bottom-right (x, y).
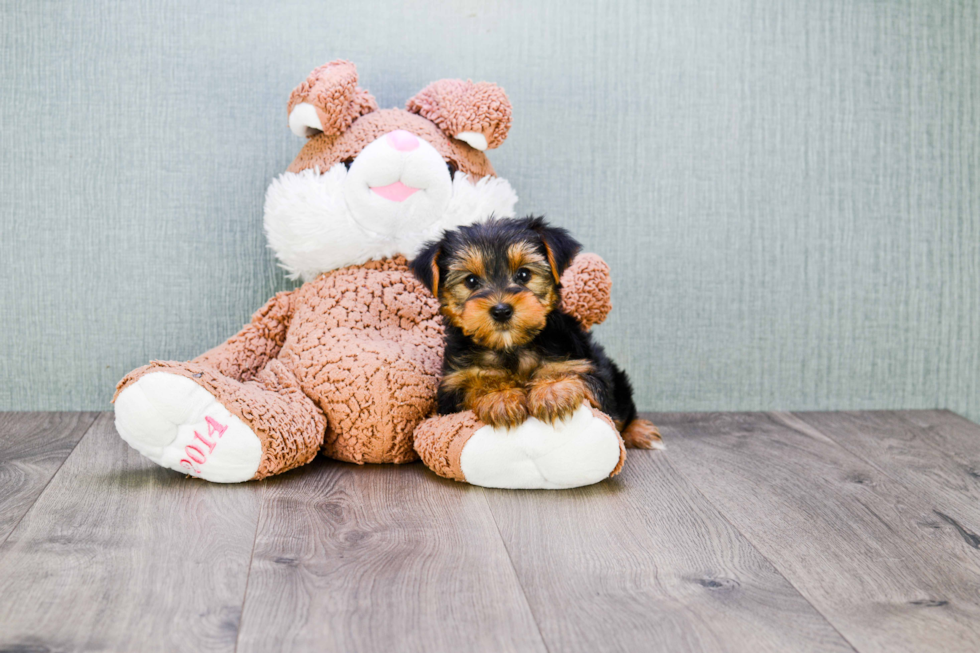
top-left (114, 372), bottom-right (262, 483)
top-left (459, 404), bottom-right (622, 489)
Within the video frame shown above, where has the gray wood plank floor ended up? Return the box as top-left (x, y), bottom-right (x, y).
top-left (0, 411), bottom-right (97, 545)
top-left (659, 411), bottom-right (980, 653)
top-left (237, 460), bottom-right (546, 653)
top-left (1, 410), bottom-right (978, 652)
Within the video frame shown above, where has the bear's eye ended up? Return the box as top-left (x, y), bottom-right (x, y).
top-left (447, 161), bottom-right (458, 178)
top-left (515, 268), bottom-right (532, 284)
top-left (464, 274), bottom-right (480, 290)
top-left (342, 158), bottom-right (355, 170)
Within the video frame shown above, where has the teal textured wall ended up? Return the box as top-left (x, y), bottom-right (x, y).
top-left (1, 0), bottom-right (978, 420)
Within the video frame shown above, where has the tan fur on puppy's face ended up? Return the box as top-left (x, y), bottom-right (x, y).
top-left (457, 291), bottom-right (547, 349)
top-left (438, 239), bottom-right (558, 350)
top-left (437, 245), bottom-right (483, 325)
top-left (506, 242), bottom-right (559, 310)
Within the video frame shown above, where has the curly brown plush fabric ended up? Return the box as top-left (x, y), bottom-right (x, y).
top-left (559, 253), bottom-right (613, 331)
top-left (287, 60), bottom-right (378, 137)
top-left (281, 258), bottom-right (445, 464)
top-left (115, 359), bottom-right (326, 480)
top-left (413, 411), bottom-right (483, 482)
top-left (117, 257), bottom-right (444, 472)
top-left (193, 291), bottom-right (294, 382)
top-left (288, 109), bottom-right (497, 179)
top-left (407, 79), bottom-right (512, 150)
top-left (590, 407), bottom-right (627, 477)
top-left (285, 61), bottom-right (505, 179)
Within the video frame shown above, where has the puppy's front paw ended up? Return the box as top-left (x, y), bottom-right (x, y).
top-left (527, 376), bottom-right (591, 424)
top-left (471, 388), bottom-right (529, 429)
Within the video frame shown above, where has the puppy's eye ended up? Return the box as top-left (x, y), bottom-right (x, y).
top-left (447, 161), bottom-right (458, 177)
top-left (342, 158), bottom-right (355, 170)
top-left (514, 268), bottom-right (532, 284)
top-left (464, 274), bottom-right (480, 290)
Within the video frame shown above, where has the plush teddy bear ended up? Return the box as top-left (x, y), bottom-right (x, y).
top-left (113, 60), bottom-right (637, 489)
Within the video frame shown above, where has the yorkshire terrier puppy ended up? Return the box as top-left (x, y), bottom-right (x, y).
top-left (410, 216), bottom-right (661, 449)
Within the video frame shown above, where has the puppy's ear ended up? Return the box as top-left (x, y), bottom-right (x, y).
top-left (526, 217), bottom-right (582, 284)
top-left (410, 241), bottom-right (442, 296)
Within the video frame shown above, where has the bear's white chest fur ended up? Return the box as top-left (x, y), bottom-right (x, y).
top-left (264, 164), bottom-right (517, 282)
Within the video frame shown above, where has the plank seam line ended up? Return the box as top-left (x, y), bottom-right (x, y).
top-left (658, 444), bottom-right (862, 653)
top-left (790, 410), bottom-right (980, 530)
top-left (234, 485), bottom-right (264, 653)
top-left (480, 489), bottom-right (552, 653)
top-left (776, 412), bottom-right (906, 488)
top-left (0, 412), bottom-right (100, 552)
top-left (791, 410), bottom-right (980, 553)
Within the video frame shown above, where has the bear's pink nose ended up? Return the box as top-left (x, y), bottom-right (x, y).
top-left (386, 130), bottom-right (419, 152)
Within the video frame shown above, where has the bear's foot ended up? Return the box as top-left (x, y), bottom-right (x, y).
top-left (415, 404), bottom-right (626, 490)
top-left (114, 372), bottom-right (262, 483)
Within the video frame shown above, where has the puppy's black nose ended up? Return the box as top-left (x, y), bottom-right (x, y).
top-left (490, 303), bottom-right (514, 323)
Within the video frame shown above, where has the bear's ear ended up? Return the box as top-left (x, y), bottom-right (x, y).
top-left (410, 240), bottom-right (442, 296)
top-left (406, 79), bottom-right (512, 151)
top-left (525, 216), bottom-right (581, 284)
top-left (288, 60), bottom-right (378, 138)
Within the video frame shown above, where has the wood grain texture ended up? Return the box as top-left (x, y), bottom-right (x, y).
top-left (659, 411), bottom-right (980, 653)
top-left (0, 411), bottom-right (97, 545)
top-left (792, 411), bottom-right (980, 541)
top-left (4, 410), bottom-right (980, 652)
top-left (483, 449), bottom-right (855, 653)
top-left (0, 413), bottom-right (263, 653)
top-left (236, 460), bottom-right (546, 653)
top-left (1, 1), bottom-right (978, 424)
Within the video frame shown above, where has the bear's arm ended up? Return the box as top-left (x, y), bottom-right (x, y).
top-left (192, 290), bottom-right (295, 382)
top-left (559, 253), bottom-right (613, 331)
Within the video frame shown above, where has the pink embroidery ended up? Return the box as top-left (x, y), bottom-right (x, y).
top-left (194, 430), bottom-right (216, 453)
top-left (206, 415), bottom-right (228, 438)
top-left (178, 416), bottom-right (228, 475)
top-left (180, 459), bottom-right (201, 474)
top-left (185, 445), bottom-right (206, 464)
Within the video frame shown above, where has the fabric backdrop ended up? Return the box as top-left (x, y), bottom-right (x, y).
top-left (1, 0), bottom-right (978, 422)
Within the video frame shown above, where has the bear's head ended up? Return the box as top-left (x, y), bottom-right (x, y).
top-left (264, 60), bottom-right (518, 281)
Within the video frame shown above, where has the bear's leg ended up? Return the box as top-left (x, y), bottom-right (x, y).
top-left (114, 360), bottom-right (326, 482)
top-left (413, 404), bottom-right (627, 489)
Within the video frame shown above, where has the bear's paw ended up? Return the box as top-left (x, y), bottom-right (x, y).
top-left (114, 372), bottom-right (262, 483)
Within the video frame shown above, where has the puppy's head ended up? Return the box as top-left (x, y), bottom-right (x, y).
top-left (411, 216), bottom-right (581, 349)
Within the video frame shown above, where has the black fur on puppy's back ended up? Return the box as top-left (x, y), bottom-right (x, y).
top-left (532, 310), bottom-right (638, 429)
